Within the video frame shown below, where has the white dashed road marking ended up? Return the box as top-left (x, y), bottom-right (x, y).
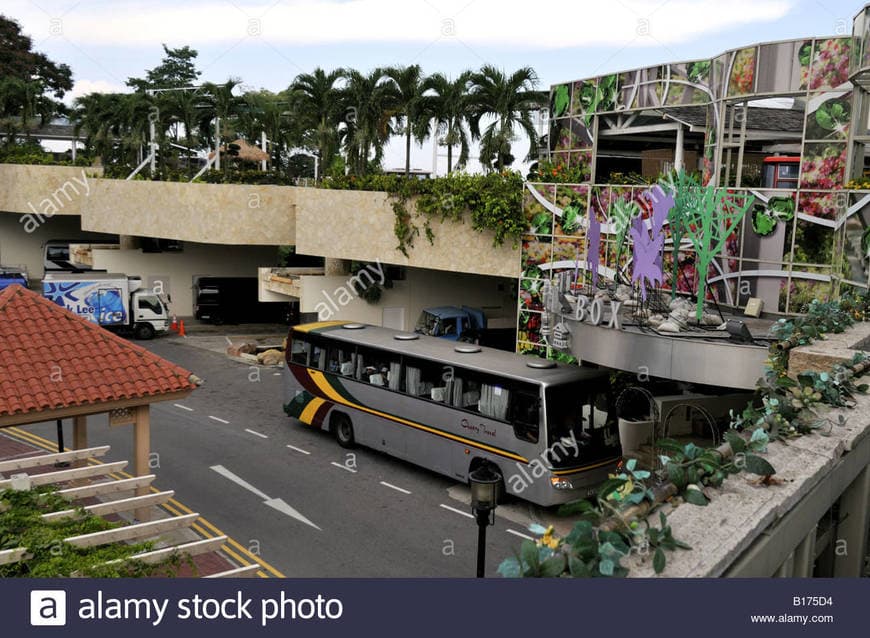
top-left (174, 404), bottom-right (194, 412)
top-left (379, 481), bottom-right (411, 495)
top-left (209, 416), bottom-right (230, 424)
top-left (331, 462), bottom-right (357, 473)
top-left (506, 529), bottom-right (534, 541)
top-left (245, 429), bottom-right (269, 439)
top-left (439, 504), bottom-right (474, 519)
top-left (287, 445), bottom-right (311, 455)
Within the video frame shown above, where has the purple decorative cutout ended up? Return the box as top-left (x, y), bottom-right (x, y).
top-left (586, 207), bottom-right (601, 288)
top-left (630, 186), bottom-right (674, 301)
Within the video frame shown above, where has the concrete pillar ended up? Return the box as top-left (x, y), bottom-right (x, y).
top-left (792, 529), bottom-right (816, 577)
top-left (133, 405), bottom-right (151, 522)
top-left (674, 126), bottom-right (685, 172)
top-left (324, 258), bottom-right (349, 276)
top-left (833, 466), bottom-right (870, 577)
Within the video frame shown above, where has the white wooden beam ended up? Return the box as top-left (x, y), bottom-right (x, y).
top-left (42, 491), bottom-right (175, 522)
top-left (0, 461), bottom-right (128, 489)
top-left (58, 475), bottom-right (155, 500)
top-left (102, 536), bottom-right (227, 567)
top-left (0, 548), bottom-right (28, 566)
top-left (65, 513), bottom-right (199, 548)
top-left (0, 446), bottom-right (109, 474)
top-left (205, 564), bottom-right (261, 578)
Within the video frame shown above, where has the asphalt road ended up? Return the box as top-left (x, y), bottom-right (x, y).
top-left (22, 334), bottom-right (545, 577)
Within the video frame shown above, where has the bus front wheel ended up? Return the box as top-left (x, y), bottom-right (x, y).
top-left (333, 414), bottom-right (356, 449)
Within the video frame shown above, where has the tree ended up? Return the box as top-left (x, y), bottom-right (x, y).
top-left (424, 71), bottom-right (473, 173)
top-left (288, 68), bottom-right (344, 173)
top-left (201, 78), bottom-right (244, 173)
top-left (162, 88), bottom-right (206, 176)
top-left (385, 65), bottom-right (429, 177)
top-left (468, 65), bottom-right (544, 171)
top-left (126, 44), bottom-right (201, 91)
top-left (339, 68), bottom-right (396, 175)
top-left (681, 186), bottom-right (754, 320)
top-left (238, 89), bottom-right (297, 172)
top-left (0, 15), bottom-right (72, 130)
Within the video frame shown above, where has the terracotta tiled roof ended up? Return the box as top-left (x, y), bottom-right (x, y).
top-left (0, 285), bottom-right (196, 420)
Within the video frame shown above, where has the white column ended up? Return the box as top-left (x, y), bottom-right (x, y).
top-left (261, 131), bottom-right (267, 171)
top-left (675, 125), bottom-right (685, 172)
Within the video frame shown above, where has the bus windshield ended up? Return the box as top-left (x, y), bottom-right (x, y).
top-left (545, 382), bottom-right (613, 466)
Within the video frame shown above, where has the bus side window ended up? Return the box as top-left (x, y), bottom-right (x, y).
top-left (358, 347), bottom-right (402, 390)
top-left (327, 345), bottom-right (355, 375)
top-left (404, 358), bottom-right (444, 401)
top-left (508, 389), bottom-right (540, 443)
top-left (310, 340), bottom-right (327, 370)
top-left (290, 336), bottom-right (310, 365)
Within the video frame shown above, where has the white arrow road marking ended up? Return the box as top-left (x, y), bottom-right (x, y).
top-left (439, 503), bottom-right (474, 519)
top-left (210, 465), bottom-right (320, 531)
top-left (506, 528), bottom-right (534, 541)
top-left (287, 445), bottom-right (311, 455)
top-left (330, 462), bottom-right (357, 473)
top-left (380, 481), bottom-right (411, 495)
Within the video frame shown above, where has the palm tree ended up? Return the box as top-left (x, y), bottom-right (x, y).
top-left (201, 78), bottom-right (244, 172)
top-left (288, 68), bottom-right (344, 175)
top-left (385, 65), bottom-right (430, 177)
top-left (339, 68), bottom-right (396, 175)
top-left (163, 88), bottom-right (204, 176)
top-left (239, 90), bottom-right (296, 172)
top-left (468, 65), bottom-right (544, 172)
top-left (424, 71), bottom-right (473, 173)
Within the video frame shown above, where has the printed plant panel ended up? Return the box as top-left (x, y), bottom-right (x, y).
top-left (568, 151), bottom-right (593, 183)
top-left (521, 236), bottom-right (553, 270)
top-left (808, 38), bottom-right (852, 90)
top-left (517, 310), bottom-right (544, 345)
top-left (665, 60), bottom-right (712, 105)
top-left (517, 341), bottom-right (548, 357)
top-left (790, 218), bottom-right (837, 266)
top-left (727, 47), bottom-right (757, 97)
top-left (756, 41), bottom-right (806, 94)
top-left (523, 184), bottom-right (555, 233)
top-left (518, 278), bottom-right (545, 312)
top-left (673, 250), bottom-right (700, 296)
top-left (598, 73), bottom-right (619, 113)
top-left (571, 78), bottom-right (598, 122)
top-left (550, 151), bottom-right (570, 171)
top-left (592, 186), bottom-right (633, 224)
top-left (554, 185), bottom-right (589, 237)
top-left (551, 83), bottom-right (572, 119)
top-left (784, 277), bottom-right (834, 314)
top-left (633, 66), bottom-right (666, 108)
top-left (520, 262), bottom-right (546, 281)
top-left (551, 118), bottom-right (577, 152)
top-left (798, 40), bottom-right (816, 90)
top-left (552, 237), bottom-right (585, 274)
top-left (799, 143), bottom-right (847, 190)
top-left (804, 91), bottom-right (852, 141)
top-left (797, 191), bottom-right (844, 220)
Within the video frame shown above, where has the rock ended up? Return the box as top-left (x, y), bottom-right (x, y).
top-left (615, 285), bottom-right (633, 301)
top-left (657, 321), bottom-right (681, 333)
top-left (257, 349), bottom-right (285, 366)
top-left (647, 314), bottom-right (665, 327)
top-left (238, 342), bottom-right (258, 355)
top-left (702, 313), bottom-right (721, 326)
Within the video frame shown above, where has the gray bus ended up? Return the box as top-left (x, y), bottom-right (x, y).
top-left (283, 321), bottom-right (621, 506)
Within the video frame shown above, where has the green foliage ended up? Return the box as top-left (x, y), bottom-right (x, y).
top-left (0, 486), bottom-right (189, 577)
top-left (322, 171), bottom-right (524, 257)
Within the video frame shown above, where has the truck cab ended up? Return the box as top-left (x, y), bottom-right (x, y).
top-left (414, 306), bottom-right (487, 342)
top-left (0, 266), bottom-right (28, 292)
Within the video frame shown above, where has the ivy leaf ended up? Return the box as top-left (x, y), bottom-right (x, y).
top-left (667, 463), bottom-right (688, 490)
top-left (497, 556), bottom-right (522, 578)
top-left (540, 554), bottom-right (566, 577)
top-left (724, 430), bottom-right (746, 454)
top-left (599, 558), bottom-right (615, 576)
top-left (744, 454), bottom-right (776, 477)
top-left (520, 540), bottom-right (539, 571)
top-left (684, 485), bottom-right (709, 506)
top-left (597, 477), bottom-right (628, 502)
top-left (557, 500), bottom-right (595, 517)
top-left (653, 547), bottom-right (667, 574)
top-left (749, 428), bottom-right (769, 453)
top-left (568, 555), bottom-right (593, 578)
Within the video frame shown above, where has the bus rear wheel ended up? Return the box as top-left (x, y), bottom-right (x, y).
top-left (333, 414), bottom-right (356, 449)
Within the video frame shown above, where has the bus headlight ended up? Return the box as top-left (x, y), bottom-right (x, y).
top-left (550, 477), bottom-right (573, 490)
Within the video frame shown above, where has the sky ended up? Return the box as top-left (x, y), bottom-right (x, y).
top-left (4, 0), bottom-right (866, 172)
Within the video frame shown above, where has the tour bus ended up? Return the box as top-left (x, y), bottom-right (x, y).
top-left (283, 321), bottom-right (621, 507)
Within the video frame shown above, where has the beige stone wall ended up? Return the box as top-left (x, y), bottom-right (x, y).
top-left (294, 188), bottom-right (520, 278)
top-left (0, 164), bottom-right (102, 217)
top-left (81, 179), bottom-right (296, 245)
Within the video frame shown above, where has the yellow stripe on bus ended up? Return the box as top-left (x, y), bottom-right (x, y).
top-left (307, 369), bottom-right (530, 464)
top-left (299, 397), bottom-right (326, 424)
top-left (292, 321), bottom-right (346, 333)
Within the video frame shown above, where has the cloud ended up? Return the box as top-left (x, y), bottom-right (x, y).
top-left (9, 0), bottom-right (794, 48)
top-left (63, 79), bottom-right (130, 104)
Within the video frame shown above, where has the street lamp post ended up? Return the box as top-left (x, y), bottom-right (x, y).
top-left (469, 465), bottom-right (500, 578)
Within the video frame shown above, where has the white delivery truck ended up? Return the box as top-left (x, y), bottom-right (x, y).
top-left (42, 273), bottom-right (170, 340)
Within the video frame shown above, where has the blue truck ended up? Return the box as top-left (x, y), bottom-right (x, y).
top-left (0, 266), bottom-right (28, 292)
top-left (414, 306), bottom-right (487, 341)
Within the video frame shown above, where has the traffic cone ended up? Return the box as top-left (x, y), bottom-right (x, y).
top-left (178, 320), bottom-right (186, 337)
top-left (170, 315), bottom-right (178, 332)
